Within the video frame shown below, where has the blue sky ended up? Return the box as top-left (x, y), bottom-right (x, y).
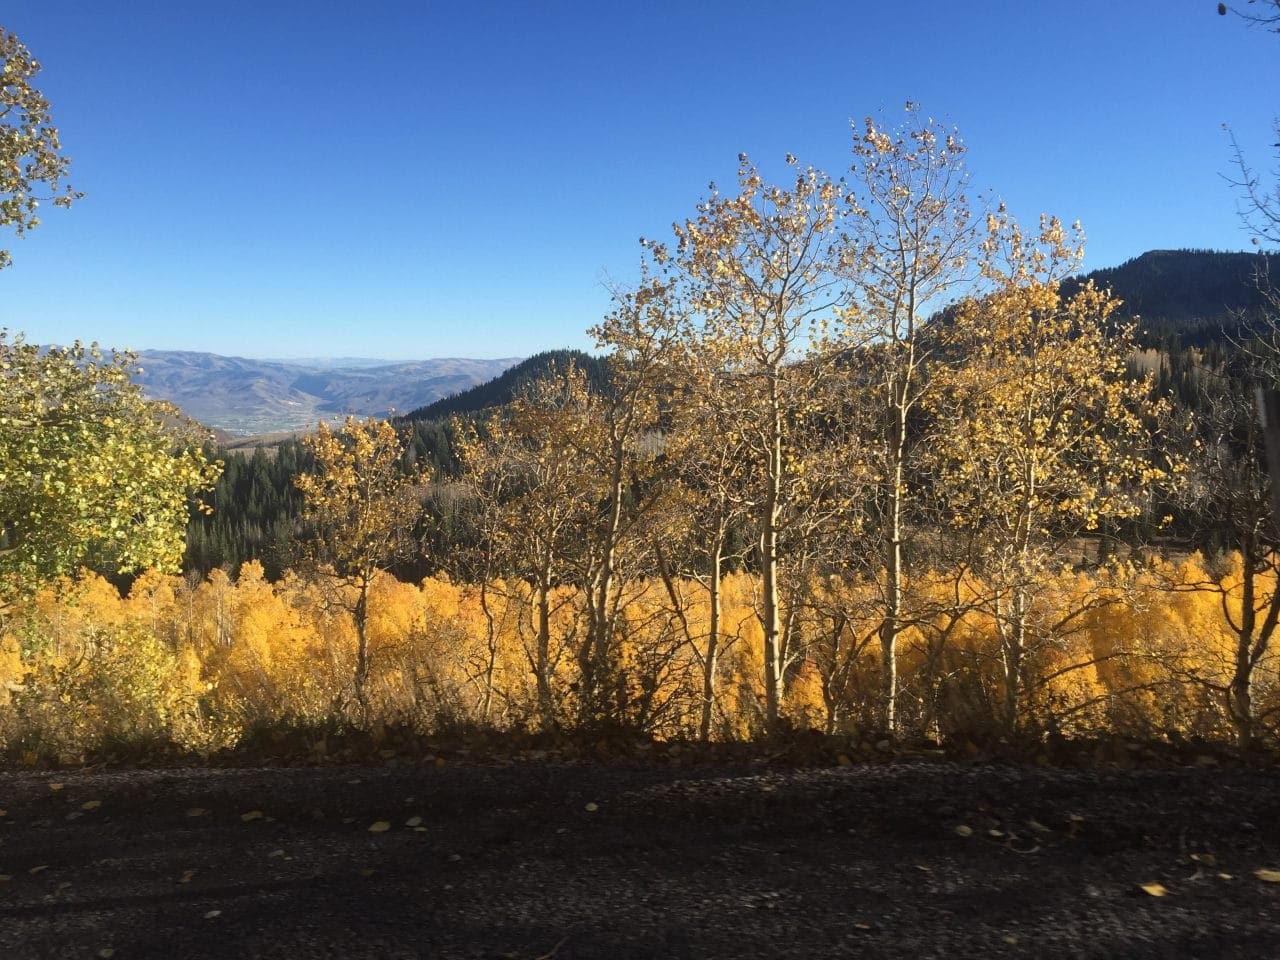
top-left (0, 0), bottom-right (1276, 359)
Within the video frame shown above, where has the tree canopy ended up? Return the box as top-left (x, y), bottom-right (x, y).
top-left (0, 333), bottom-right (220, 609)
top-left (0, 28), bottom-right (79, 269)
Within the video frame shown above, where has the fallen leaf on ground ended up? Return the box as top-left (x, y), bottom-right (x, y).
top-left (368, 821), bottom-right (391, 833)
top-left (268, 849), bottom-right (285, 858)
top-left (584, 802), bottom-right (599, 813)
top-left (240, 810), bottom-right (264, 822)
top-left (81, 800), bottom-right (101, 812)
top-left (1255, 868), bottom-right (1280, 883)
top-left (1190, 852), bottom-right (1217, 866)
top-left (98, 949), bottom-right (115, 958)
top-left (0, 875), bottom-right (11, 883)
top-left (28, 865), bottom-right (48, 875)
top-left (48, 783), bottom-right (63, 792)
top-left (1140, 882), bottom-right (1168, 897)
top-left (203, 910), bottom-right (221, 919)
top-left (186, 807), bottom-right (209, 818)
top-left (179, 870), bottom-right (196, 884)
top-left (405, 816), bottom-right (423, 827)
top-left (954, 824), bottom-right (973, 837)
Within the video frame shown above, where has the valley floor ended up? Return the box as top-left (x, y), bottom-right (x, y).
top-left (1, 757), bottom-right (1278, 959)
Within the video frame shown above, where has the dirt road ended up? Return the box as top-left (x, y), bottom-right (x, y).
top-left (1, 757), bottom-right (1278, 958)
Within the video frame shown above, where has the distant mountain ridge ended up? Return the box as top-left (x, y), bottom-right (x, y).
top-left (135, 350), bottom-right (522, 436)
top-left (398, 350), bottom-right (610, 423)
top-left (1066, 249), bottom-right (1277, 344)
top-left (141, 251), bottom-right (1273, 437)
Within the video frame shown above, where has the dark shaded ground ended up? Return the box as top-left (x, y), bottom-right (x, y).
top-left (1, 756), bottom-right (1278, 959)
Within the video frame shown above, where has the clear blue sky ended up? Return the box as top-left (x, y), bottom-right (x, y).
top-left (1, 0), bottom-right (1276, 360)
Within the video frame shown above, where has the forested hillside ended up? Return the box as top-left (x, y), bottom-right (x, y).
top-left (182, 248), bottom-right (1276, 580)
top-left (1071, 249), bottom-right (1278, 345)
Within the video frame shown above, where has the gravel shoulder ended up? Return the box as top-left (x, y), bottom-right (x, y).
top-left (1, 758), bottom-right (1279, 959)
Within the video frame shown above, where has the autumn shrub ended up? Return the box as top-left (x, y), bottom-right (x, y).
top-left (3, 620), bottom-right (220, 762)
top-left (3, 555), bottom-right (1279, 761)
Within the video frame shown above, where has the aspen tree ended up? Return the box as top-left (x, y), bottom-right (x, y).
top-left (840, 104), bottom-right (977, 737)
top-left (577, 275), bottom-right (678, 727)
top-left (1172, 360), bottom-right (1280, 749)
top-left (455, 365), bottom-right (598, 729)
top-left (0, 334), bottom-right (219, 611)
top-left (653, 153), bottom-right (855, 735)
top-left (931, 210), bottom-right (1173, 734)
top-left (295, 417), bottom-right (424, 716)
top-left (0, 28), bottom-right (80, 269)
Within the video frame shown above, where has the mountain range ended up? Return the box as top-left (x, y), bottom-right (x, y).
top-left (136, 250), bottom-right (1276, 438)
top-left (134, 351), bottom-right (522, 436)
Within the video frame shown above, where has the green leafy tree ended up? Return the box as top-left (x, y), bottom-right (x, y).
top-left (1, 28), bottom-right (80, 269)
top-left (0, 332), bottom-right (220, 610)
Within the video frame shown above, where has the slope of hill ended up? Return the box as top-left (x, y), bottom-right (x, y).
top-left (1068, 249), bottom-right (1277, 344)
top-left (134, 351), bottom-right (522, 436)
top-left (398, 349), bottom-right (609, 422)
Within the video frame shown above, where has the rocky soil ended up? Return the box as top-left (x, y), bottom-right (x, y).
top-left (1, 756), bottom-right (1278, 959)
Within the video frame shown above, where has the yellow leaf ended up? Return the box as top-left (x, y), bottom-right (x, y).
top-left (81, 800), bottom-right (101, 811)
top-left (584, 802), bottom-right (599, 813)
top-left (954, 824), bottom-right (973, 838)
top-left (1255, 868), bottom-right (1280, 883)
top-left (240, 810), bottom-right (263, 822)
top-left (368, 821), bottom-right (391, 833)
top-left (1140, 883), bottom-right (1168, 897)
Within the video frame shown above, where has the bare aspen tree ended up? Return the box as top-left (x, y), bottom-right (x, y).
top-left (840, 104), bottom-right (977, 737)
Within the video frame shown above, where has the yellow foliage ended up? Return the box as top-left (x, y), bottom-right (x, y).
top-left (1, 553), bottom-right (1277, 755)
